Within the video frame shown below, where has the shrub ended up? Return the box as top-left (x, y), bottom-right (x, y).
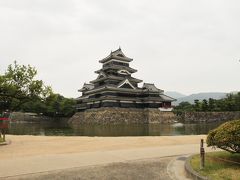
top-left (207, 120), bottom-right (240, 153)
top-left (0, 136), bottom-right (4, 142)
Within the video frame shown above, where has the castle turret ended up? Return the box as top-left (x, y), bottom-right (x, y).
top-left (76, 48), bottom-right (175, 111)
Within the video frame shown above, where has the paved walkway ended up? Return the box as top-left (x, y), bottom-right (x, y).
top-left (168, 155), bottom-right (192, 180)
top-left (3, 157), bottom-right (174, 180)
top-left (0, 143), bottom-right (215, 179)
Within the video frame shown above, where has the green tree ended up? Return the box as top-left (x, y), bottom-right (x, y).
top-left (208, 98), bottom-right (216, 111)
top-left (1, 62), bottom-right (76, 117)
top-left (207, 120), bottom-right (240, 153)
top-left (235, 92), bottom-right (240, 111)
top-left (61, 98), bottom-right (76, 117)
top-left (194, 99), bottom-right (201, 111)
top-left (173, 101), bottom-right (193, 115)
top-left (201, 99), bottom-right (208, 111)
top-left (173, 92), bottom-right (240, 113)
top-left (225, 94), bottom-right (235, 111)
top-left (44, 94), bottom-right (76, 117)
top-left (0, 61), bottom-right (52, 111)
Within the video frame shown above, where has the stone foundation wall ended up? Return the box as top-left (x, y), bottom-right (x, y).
top-left (68, 108), bottom-right (176, 125)
top-left (10, 112), bottom-right (68, 123)
top-left (181, 111), bottom-right (240, 123)
top-left (146, 109), bottom-right (176, 124)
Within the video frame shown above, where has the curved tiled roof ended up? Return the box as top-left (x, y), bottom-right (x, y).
top-left (90, 74), bottom-right (142, 84)
top-left (78, 83), bottom-right (94, 92)
top-left (95, 65), bottom-right (137, 74)
top-left (159, 94), bottom-right (176, 102)
top-left (99, 48), bottom-right (133, 63)
top-left (142, 83), bottom-right (163, 92)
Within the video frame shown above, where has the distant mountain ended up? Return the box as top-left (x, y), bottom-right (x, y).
top-left (165, 91), bottom-right (187, 99)
top-left (174, 92), bottom-right (227, 105)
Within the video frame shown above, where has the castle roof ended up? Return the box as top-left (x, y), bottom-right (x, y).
top-left (95, 65), bottom-right (137, 74)
top-left (76, 48), bottom-right (176, 111)
top-left (90, 75), bottom-right (143, 84)
top-left (99, 48), bottom-right (133, 63)
top-left (142, 83), bottom-right (163, 93)
top-left (78, 83), bottom-right (94, 92)
top-left (159, 94), bottom-right (176, 102)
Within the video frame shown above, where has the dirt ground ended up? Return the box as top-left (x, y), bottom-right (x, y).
top-left (0, 135), bottom-right (206, 180)
top-left (0, 135), bottom-right (206, 160)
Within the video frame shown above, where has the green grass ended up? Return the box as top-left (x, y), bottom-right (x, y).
top-left (0, 136), bottom-right (4, 143)
top-left (190, 151), bottom-right (240, 180)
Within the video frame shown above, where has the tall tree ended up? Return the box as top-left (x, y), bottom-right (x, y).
top-left (194, 99), bottom-right (201, 111)
top-left (208, 98), bottom-right (216, 111)
top-left (0, 61), bottom-right (52, 111)
top-left (201, 99), bottom-right (208, 111)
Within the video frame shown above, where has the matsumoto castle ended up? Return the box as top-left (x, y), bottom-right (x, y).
top-left (76, 48), bottom-right (175, 112)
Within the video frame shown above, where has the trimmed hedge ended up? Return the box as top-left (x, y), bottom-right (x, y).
top-left (207, 120), bottom-right (240, 153)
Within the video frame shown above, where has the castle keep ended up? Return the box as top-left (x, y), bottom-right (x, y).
top-left (69, 48), bottom-right (176, 124)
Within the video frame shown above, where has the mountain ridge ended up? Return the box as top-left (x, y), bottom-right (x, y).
top-left (164, 91), bottom-right (186, 99)
top-left (165, 91), bottom-right (227, 105)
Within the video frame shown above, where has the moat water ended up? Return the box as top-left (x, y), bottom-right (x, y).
top-left (6, 120), bottom-right (225, 136)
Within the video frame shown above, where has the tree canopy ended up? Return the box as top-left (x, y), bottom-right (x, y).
top-left (0, 61), bottom-right (76, 117)
top-left (174, 93), bottom-right (240, 114)
top-left (207, 120), bottom-right (240, 153)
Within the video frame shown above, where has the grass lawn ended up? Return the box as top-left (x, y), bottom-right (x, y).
top-left (191, 151), bottom-right (240, 180)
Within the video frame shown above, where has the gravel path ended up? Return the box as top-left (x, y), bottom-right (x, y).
top-left (4, 157), bottom-right (173, 180)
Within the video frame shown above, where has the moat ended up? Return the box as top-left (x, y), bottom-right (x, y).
top-left (6, 121), bottom-right (225, 136)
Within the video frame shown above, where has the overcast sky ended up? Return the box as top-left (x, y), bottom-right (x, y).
top-left (0, 0), bottom-right (239, 98)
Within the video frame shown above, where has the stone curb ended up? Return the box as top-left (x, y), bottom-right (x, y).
top-left (185, 155), bottom-right (209, 180)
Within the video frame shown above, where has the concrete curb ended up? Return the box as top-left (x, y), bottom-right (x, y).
top-left (185, 155), bottom-right (209, 180)
top-left (167, 155), bottom-right (190, 180)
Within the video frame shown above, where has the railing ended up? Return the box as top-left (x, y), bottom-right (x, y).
top-left (0, 117), bottom-right (9, 121)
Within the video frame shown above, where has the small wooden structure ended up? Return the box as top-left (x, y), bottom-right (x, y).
top-left (200, 139), bottom-right (205, 169)
top-left (0, 112), bottom-right (10, 141)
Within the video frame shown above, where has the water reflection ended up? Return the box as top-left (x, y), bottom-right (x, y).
top-left (6, 120), bottom-right (226, 136)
